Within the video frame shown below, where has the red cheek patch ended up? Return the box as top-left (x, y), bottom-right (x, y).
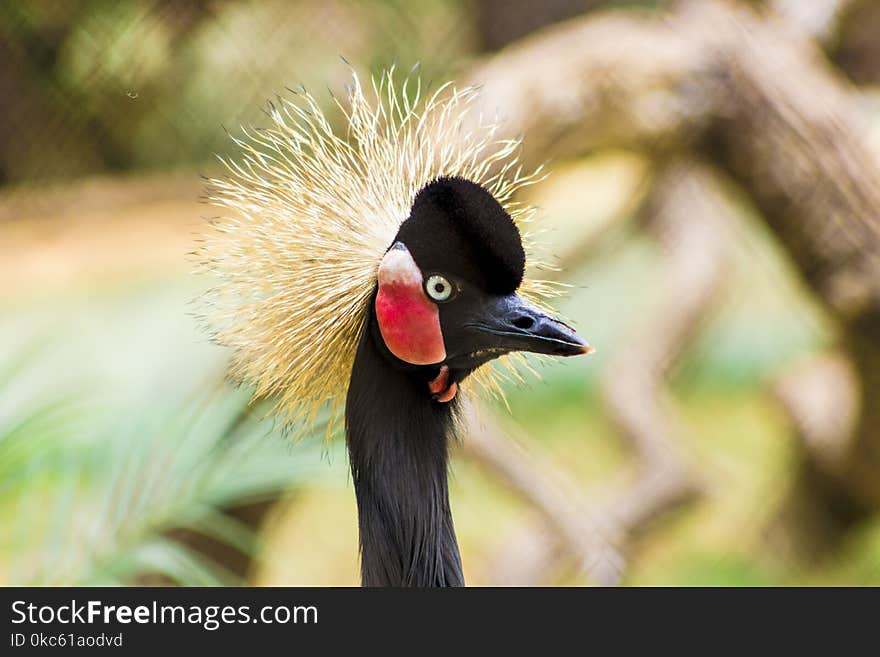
top-left (375, 244), bottom-right (446, 365)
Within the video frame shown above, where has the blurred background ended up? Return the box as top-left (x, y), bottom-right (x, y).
top-left (2, 0), bottom-right (880, 586)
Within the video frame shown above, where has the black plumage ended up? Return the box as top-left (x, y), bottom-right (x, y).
top-left (346, 305), bottom-right (464, 586)
top-left (345, 177), bottom-right (588, 586)
top-left (204, 77), bottom-right (591, 587)
top-left (396, 177), bottom-right (526, 295)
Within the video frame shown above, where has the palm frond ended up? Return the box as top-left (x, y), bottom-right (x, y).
top-left (1, 362), bottom-right (334, 586)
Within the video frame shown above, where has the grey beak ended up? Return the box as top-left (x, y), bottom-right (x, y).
top-left (468, 293), bottom-right (591, 357)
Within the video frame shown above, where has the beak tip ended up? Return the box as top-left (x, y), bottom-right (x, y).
top-left (563, 338), bottom-right (593, 357)
top-left (474, 293), bottom-right (594, 359)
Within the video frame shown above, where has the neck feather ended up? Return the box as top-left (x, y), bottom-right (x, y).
top-left (345, 319), bottom-right (464, 587)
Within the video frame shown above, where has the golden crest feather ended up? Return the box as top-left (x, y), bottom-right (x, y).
top-left (198, 68), bottom-right (557, 432)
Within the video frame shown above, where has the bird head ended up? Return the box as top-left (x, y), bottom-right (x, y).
top-left (199, 70), bottom-right (592, 431)
top-left (373, 176), bottom-right (589, 403)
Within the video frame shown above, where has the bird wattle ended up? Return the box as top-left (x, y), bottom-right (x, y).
top-left (375, 244), bottom-right (446, 366)
top-left (428, 365), bottom-right (458, 402)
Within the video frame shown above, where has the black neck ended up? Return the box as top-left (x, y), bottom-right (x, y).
top-left (344, 317), bottom-right (464, 587)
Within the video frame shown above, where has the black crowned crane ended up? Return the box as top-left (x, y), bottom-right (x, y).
top-left (200, 71), bottom-right (591, 587)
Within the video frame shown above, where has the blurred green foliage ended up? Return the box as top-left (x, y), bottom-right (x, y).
top-left (0, 0), bottom-right (473, 184)
top-left (2, 0), bottom-right (879, 586)
top-left (0, 353), bottom-right (332, 585)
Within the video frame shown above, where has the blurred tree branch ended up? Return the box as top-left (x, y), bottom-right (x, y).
top-left (464, 161), bottom-right (734, 584)
top-left (472, 0), bottom-right (607, 51)
top-left (462, 0), bottom-right (880, 574)
top-left (828, 0), bottom-right (880, 85)
top-left (461, 402), bottom-right (625, 585)
top-left (771, 353), bottom-right (860, 559)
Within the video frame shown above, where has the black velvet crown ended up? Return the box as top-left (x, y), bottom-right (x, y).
top-left (394, 176), bottom-right (526, 295)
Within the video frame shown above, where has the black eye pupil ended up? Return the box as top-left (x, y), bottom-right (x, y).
top-left (434, 283), bottom-right (445, 293)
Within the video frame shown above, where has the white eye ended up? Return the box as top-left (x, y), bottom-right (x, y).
top-left (425, 274), bottom-right (454, 302)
